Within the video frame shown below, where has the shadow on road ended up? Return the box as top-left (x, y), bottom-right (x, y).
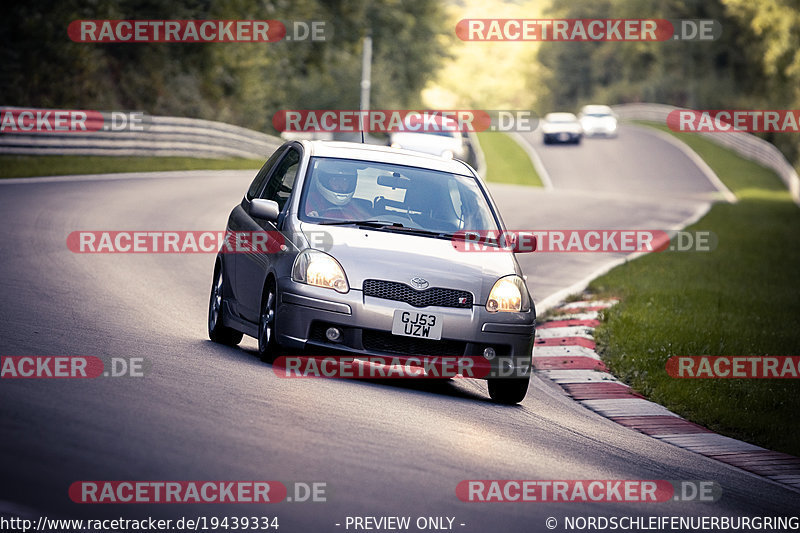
top-left (202, 339), bottom-right (516, 406)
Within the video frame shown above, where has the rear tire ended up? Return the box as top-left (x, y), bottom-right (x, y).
top-left (208, 262), bottom-right (243, 346)
top-left (258, 281), bottom-right (280, 363)
top-left (488, 376), bottom-right (530, 404)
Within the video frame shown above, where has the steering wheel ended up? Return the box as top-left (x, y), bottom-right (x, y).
top-left (318, 207), bottom-right (349, 218)
top-left (377, 213), bottom-right (416, 226)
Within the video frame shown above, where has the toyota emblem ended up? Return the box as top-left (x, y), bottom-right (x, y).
top-left (410, 277), bottom-right (429, 290)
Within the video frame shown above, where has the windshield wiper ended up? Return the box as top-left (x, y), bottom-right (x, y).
top-left (368, 225), bottom-right (467, 241)
top-left (317, 219), bottom-right (474, 242)
top-left (390, 226), bottom-right (447, 237)
top-left (318, 219), bottom-right (405, 228)
top-left (449, 231), bottom-right (503, 246)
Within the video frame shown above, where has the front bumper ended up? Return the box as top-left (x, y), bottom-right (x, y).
top-left (544, 132), bottom-right (582, 143)
top-left (274, 277), bottom-right (535, 379)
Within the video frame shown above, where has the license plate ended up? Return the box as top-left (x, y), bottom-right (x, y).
top-left (558, 132), bottom-right (569, 141)
top-left (391, 310), bottom-right (443, 340)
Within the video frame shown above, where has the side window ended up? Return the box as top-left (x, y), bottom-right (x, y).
top-left (261, 148), bottom-right (301, 211)
top-left (246, 147), bottom-right (286, 200)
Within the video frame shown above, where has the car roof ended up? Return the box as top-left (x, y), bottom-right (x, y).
top-left (580, 105), bottom-right (613, 114)
top-left (299, 140), bottom-right (475, 175)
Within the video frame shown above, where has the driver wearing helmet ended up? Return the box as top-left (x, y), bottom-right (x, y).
top-left (305, 169), bottom-right (371, 219)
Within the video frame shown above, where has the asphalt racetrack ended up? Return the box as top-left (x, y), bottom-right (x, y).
top-left (1, 126), bottom-right (797, 530)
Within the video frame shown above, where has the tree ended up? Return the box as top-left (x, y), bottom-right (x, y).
top-left (0, 0), bottom-right (449, 134)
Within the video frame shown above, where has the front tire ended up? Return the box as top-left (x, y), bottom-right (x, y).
top-left (258, 281), bottom-right (280, 363)
top-left (488, 376), bottom-right (530, 404)
top-left (208, 262), bottom-right (243, 346)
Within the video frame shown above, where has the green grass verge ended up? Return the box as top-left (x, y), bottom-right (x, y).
top-left (589, 123), bottom-right (800, 456)
top-left (476, 131), bottom-right (543, 187)
top-left (0, 155), bottom-right (264, 178)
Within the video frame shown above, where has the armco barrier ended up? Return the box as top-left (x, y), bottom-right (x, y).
top-left (1, 106), bottom-right (490, 177)
top-left (612, 103), bottom-right (800, 205)
top-left (0, 107), bottom-right (282, 159)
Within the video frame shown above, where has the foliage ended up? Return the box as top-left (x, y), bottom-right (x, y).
top-left (0, 0), bottom-right (448, 134)
top-left (534, 0), bottom-right (800, 167)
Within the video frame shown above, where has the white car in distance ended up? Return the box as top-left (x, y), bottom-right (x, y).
top-left (578, 105), bottom-right (619, 138)
top-left (541, 112), bottom-right (583, 145)
top-left (389, 128), bottom-right (469, 160)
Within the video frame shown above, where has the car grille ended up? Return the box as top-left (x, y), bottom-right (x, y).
top-left (362, 279), bottom-right (472, 309)
top-left (362, 329), bottom-right (466, 357)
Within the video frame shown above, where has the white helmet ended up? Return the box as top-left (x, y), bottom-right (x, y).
top-left (316, 170), bottom-right (357, 206)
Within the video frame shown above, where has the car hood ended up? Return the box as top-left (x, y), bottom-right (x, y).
top-left (300, 223), bottom-right (522, 305)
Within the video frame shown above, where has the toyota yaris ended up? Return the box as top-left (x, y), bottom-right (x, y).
top-left (207, 140), bottom-right (536, 403)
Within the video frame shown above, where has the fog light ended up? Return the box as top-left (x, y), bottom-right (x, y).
top-left (325, 327), bottom-right (342, 342)
top-left (483, 347), bottom-right (496, 360)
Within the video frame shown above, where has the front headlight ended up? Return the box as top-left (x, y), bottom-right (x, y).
top-left (486, 275), bottom-right (530, 313)
top-left (291, 249), bottom-right (349, 293)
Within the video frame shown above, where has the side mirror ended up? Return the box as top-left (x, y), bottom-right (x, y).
top-left (250, 198), bottom-right (280, 221)
top-left (501, 231), bottom-right (537, 253)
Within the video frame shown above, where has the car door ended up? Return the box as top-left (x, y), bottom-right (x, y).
top-left (234, 145), bottom-right (302, 322)
top-left (225, 145), bottom-right (287, 319)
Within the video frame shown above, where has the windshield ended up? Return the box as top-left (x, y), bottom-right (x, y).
top-left (299, 157), bottom-right (500, 234)
top-left (546, 114), bottom-right (578, 123)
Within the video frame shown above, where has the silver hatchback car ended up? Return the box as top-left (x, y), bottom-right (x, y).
top-left (208, 140), bottom-right (536, 403)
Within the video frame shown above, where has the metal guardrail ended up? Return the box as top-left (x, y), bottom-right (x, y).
top-left (14, 102), bottom-right (790, 200)
top-left (0, 107), bottom-right (282, 159)
top-left (612, 103), bottom-right (800, 204)
top-left (0, 107), bottom-right (487, 176)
